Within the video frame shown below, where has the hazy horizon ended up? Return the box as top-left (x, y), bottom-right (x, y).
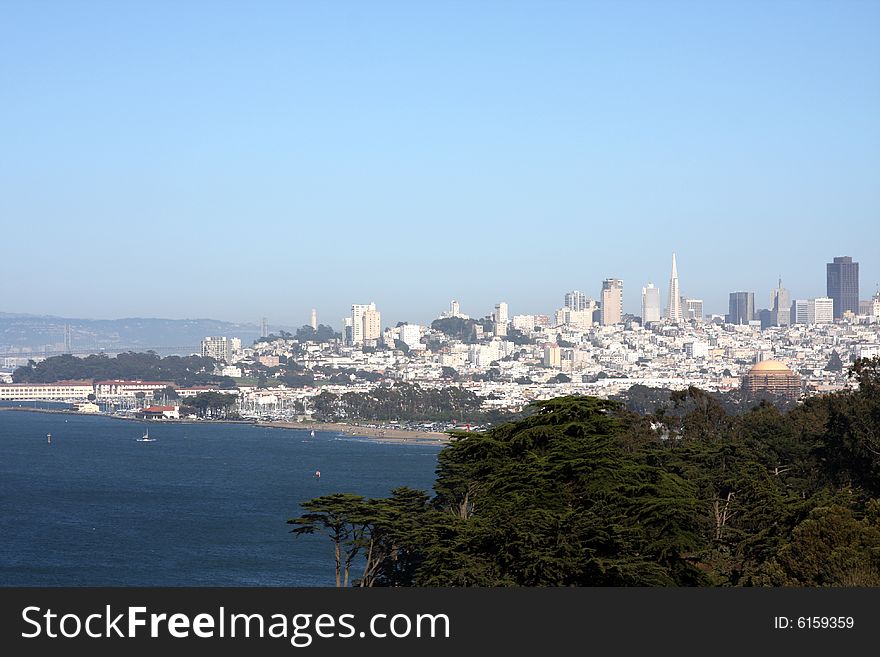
top-left (2, 1), bottom-right (878, 327)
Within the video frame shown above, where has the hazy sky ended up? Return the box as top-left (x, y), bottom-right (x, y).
top-left (2, 1), bottom-right (878, 328)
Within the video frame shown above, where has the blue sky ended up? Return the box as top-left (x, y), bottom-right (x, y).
top-left (1, 1), bottom-right (878, 328)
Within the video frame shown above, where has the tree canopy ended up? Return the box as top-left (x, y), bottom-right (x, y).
top-left (290, 358), bottom-right (880, 587)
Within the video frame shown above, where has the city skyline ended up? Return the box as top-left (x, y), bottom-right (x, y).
top-left (2, 251), bottom-right (873, 332)
top-left (2, 2), bottom-right (878, 326)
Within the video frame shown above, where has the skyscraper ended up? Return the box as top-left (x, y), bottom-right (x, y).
top-left (826, 256), bottom-right (859, 319)
top-left (683, 298), bottom-right (704, 321)
top-left (494, 302), bottom-right (509, 336)
top-left (666, 253), bottom-right (683, 323)
top-left (350, 303), bottom-right (375, 345)
top-left (601, 279), bottom-right (623, 326)
top-left (770, 278), bottom-right (791, 326)
top-left (641, 283), bottom-right (661, 324)
top-left (564, 290), bottom-right (588, 311)
top-left (727, 292), bottom-right (755, 325)
top-left (362, 306), bottom-right (382, 342)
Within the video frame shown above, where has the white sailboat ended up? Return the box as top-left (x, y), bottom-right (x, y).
top-left (138, 427), bottom-right (156, 442)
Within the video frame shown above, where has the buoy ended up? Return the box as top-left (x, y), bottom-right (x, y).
top-left (47, 433), bottom-right (52, 444)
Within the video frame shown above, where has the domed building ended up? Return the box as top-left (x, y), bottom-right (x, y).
top-left (741, 360), bottom-right (801, 401)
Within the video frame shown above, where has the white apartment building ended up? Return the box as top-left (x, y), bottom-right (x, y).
top-left (201, 336), bottom-right (232, 363)
top-left (398, 324), bottom-right (424, 350)
top-left (93, 380), bottom-right (175, 397)
top-left (0, 381), bottom-right (94, 401)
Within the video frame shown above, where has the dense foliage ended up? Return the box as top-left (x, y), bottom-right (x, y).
top-left (12, 352), bottom-right (235, 387)
top-left (290, 357), bottom-right (880, 586)
top-left (310, 383), bottom-right (483, 422)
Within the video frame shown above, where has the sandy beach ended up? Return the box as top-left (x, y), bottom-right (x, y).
top-left (0, 406), bottom-right (451, 444)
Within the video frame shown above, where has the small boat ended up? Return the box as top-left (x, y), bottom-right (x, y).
top-left (310, 430), bottom-right (315, 438)
top-left (47, 433), bottom-right (52, 444)
top-left (314, 470), bottom-right (321, 479)
top-left (138, 428), bottom-right (156, 442)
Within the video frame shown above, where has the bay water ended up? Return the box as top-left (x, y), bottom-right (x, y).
top-left (0, 411), bottom-right (441, 586)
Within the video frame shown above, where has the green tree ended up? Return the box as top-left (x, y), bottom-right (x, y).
top-left (287, 494), bottom-right (372, 587)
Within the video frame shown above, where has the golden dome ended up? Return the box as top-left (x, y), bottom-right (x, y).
top-left (749, 360), bottom-right (792, 373)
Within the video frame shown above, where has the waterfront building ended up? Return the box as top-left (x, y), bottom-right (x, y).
top-left (826, 256), bottom-right (859, 319)
top-left (0, 381), bottom-right (94, 401)
top-left (93, 380), bottom-right (175, 397)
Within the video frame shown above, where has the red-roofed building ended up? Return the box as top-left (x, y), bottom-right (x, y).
top-left (139, 405), bottom-right (180, 419)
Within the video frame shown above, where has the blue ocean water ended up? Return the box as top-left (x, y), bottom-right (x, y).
top-left (0, 411), bottom-right (441, 586)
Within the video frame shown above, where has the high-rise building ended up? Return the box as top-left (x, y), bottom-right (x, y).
top-left (813, 297), bottom-right (834, 324)
top-left (543, 344), bottom-right (561, 368)
top-left (310, 309), bottom-right (317, 330)
top-left (201, 336), bottom-right (232, 363)
top-left (666, 253), bottom-right (683, 323)
top-left (683, 298), bottom-right (704, 321)
top-left (362, 306), bottom-right (382, 342)
top-left (342, 317), bottom-right (354, 345)
top-left (790, 300), bottom-right (811, 325)
top-left (827, 256), bottom-right (859, 319)
top-left (727, 292), bottom-right (755, 325)
top-left (770, 278), bottom-right (791, 326)
top-left (600, 279), bottom-right (623, 326)
top-left (564, 291), bottom-right (588, 311)
top-left (493, 302), bottom-right (509, 336)
top-left (350, 304), bottom-right (369, 345)
top-left (790, 298), bottom-right (834, 325)
top-left (641, 284), bottom-right (661, 324)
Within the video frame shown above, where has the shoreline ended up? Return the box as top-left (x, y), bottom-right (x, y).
top-left (0, 406), bottom-right (451, 444)
top-left (256, 420), bottom-right (450, 444)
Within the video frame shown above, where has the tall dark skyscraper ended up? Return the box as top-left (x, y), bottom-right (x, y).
top-left (826, 256), bottom-right (859, 319)
top-left (727, 291), bottom-right (755, 325)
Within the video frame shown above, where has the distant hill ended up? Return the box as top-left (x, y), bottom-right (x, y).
top-left (0, 313), bottom-right (295, 358)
